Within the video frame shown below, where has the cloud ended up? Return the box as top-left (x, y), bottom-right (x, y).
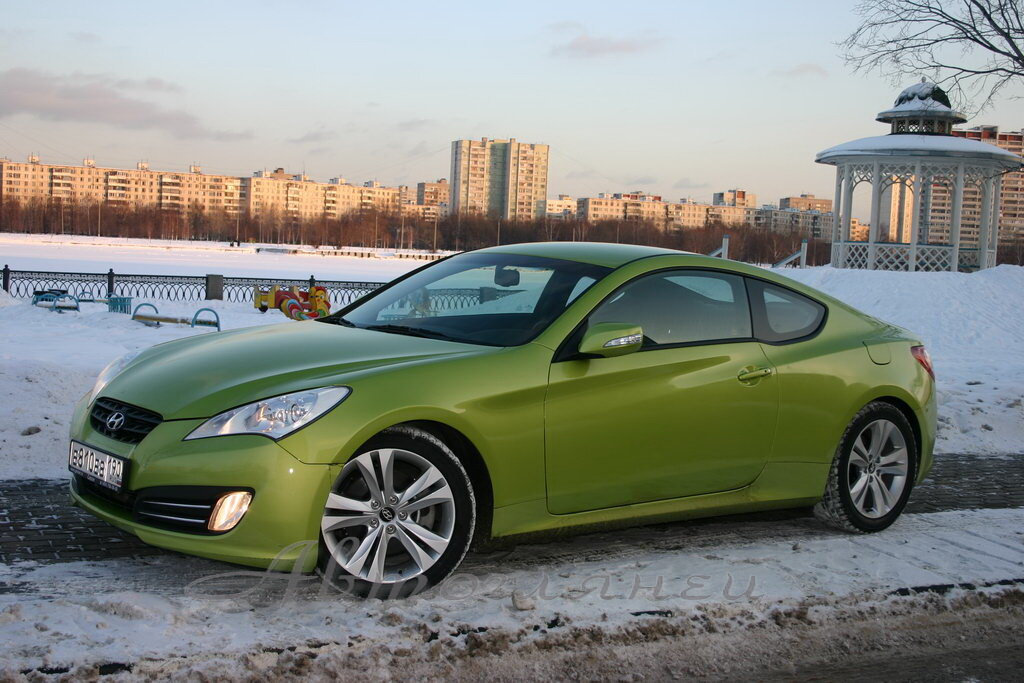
top-left (0, 68), bottom-right (250, 140)
top-left (773, 62), bottom-right (828, 79)
top-left (565, 169), bottom-right (599, 180)
top-left (549, 28), bottom-right (661, 58)
top-left (287, 128), bottom-right (336, 144)
top-left (396, 118), bottom-right (435, 132)
top-left (626, 175), bottom-right (657, 186)
top-left (69, 31), bottom-right (101, 43)
top-left (673, 177), bottom-right (710, 190)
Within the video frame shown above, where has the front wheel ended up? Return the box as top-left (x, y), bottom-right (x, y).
top-left (815, 402), bottom-right (918, 533)
top-left (319, 426), bottom-right (476, 598)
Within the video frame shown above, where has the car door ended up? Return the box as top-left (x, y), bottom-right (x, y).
top-left (544, 268), bottom-right (779, 515)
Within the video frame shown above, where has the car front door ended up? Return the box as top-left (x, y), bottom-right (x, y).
top-left (544, 269), bottom-right (779, 515)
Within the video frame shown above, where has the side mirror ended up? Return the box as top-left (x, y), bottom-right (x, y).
top-left (578, 322), bottom-right (644, 358)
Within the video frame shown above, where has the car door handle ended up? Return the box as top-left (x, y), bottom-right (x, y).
top-left (737, 367), bottom-right (773, 382)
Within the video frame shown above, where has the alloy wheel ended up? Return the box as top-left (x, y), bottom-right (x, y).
top-left (847, 418), bottom-right (910, 519)
top-left (321, 448), bottom-right (456, 585)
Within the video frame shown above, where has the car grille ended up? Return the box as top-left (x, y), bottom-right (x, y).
top-left (73, 476), bottom-right (251, 535)
top-left (90, 397), bottom-right (163, 444)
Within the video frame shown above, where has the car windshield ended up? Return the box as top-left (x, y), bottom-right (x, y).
top-left (321, 252), bottom-right (610, 347)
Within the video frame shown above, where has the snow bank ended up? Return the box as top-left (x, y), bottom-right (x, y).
top-left (1, 507), bottom-right (1022, 672)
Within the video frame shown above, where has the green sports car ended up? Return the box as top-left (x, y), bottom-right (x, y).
top-left (69, 242), bottom-right (936, 596)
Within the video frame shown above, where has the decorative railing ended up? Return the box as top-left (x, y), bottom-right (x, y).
top-left (831, 241), bottom-right (993, 272)
top-left (1, 266), bottom-right (386, 304)
top-left (1, 267), bottom-right (522, 312)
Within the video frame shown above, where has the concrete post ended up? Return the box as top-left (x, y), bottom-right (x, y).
top-left (204, 274), bottom-right (224, 300)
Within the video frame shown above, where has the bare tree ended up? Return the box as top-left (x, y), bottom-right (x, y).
top-left (843, 0), bottom-right (1024, 110)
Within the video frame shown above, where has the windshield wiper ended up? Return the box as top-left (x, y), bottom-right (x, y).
top-left (363, 323), bottom-right (464, 343)
top-left (318, 315), bottom-right (355, 327)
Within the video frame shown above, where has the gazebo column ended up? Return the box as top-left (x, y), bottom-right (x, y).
top-left (841, 167), bottom-right (854, 267)
top-left (978, 177), bottom-right (993, 269)
top-left (832, 167), bottom-right (844, 266)
top-left (908, 163), bottom-right (923, 271)
top-left (988, 175), bottom-right (1002, 267)
top-left (868, 162), bottom-right (881, 270)
top-left (949, 164), bottom-right (965, 272)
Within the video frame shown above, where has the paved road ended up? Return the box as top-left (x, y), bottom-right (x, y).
top-left (1, 453), bottom-right (1021, 567)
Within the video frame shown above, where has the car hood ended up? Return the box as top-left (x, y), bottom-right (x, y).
top-left (102, 321), bottom-right (488, 419)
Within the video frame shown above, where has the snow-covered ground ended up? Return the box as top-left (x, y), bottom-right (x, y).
top-left (1, 506), bottom-right (1022, 673)
top-left (0, 232), bottom-right (422, 280)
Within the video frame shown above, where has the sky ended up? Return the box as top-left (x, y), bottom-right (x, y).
top-left (1, 0), bottom-right (1022, 212)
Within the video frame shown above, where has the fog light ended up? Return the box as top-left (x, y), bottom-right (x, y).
top-left (208, 491), bottom-right (252, 532)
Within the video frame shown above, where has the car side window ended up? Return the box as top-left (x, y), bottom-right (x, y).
top-left (747, 279), bottom-right (826, 343)
top-left (588, 270), bottom-right (752, 347)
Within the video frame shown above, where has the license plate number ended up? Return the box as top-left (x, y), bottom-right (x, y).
top-left (69, 441), bottom-right (127, 490)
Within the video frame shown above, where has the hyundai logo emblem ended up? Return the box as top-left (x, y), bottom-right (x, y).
top-left (379, 507), bottom-right (395, 522)
top-left (105, 411), bottom-right (126, 432)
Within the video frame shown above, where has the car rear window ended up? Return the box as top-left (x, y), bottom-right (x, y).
top-left (747, 279), bottom-right (826, 343)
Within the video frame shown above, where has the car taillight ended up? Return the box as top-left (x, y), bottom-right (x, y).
top-left (911, 345), bottom-right (934, 379)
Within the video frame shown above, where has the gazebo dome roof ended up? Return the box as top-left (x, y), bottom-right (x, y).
top-left (876, 80), bottom-right (967, 125)
top-left (816, 133), bottom-right (1022, 166)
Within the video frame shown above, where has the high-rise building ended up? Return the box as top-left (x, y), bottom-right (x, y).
top-left (450, 138), bottom-right (549, 220)
top-left (936, 126), bottom-right (1023, 243)
top-left (713, 189), bottom-right (757, 208)
top-left (780, 193), bottom-right (832, 213)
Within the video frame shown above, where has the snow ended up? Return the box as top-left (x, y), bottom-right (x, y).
top-left (0, 238), bottom-right (1022, 479)
top-left (816, 133), bottom-right (1022, 163)
top-left (1, 506), bottom-right (1022, 672)
top-left (0, 232), bottom-right (422, 281)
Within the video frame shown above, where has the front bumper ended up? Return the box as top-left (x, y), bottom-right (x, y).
top-left (69, 396), bottom-right (338, 571)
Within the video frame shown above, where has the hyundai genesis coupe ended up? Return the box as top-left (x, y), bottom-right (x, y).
top-left (69, 242), bottom-right (936, 596)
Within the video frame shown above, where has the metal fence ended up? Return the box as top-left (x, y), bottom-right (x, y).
top-left (1, 266), bottom-right (386, 305)
top-left (1, 266), bottom-right (521, 312)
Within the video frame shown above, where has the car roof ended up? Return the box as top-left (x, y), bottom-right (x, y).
top-left (474, 241), bottom-right (685, 268)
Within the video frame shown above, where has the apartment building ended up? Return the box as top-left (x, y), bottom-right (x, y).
top-left (0, 155), bottom-right (439, 223)
top-left (0, 156), bottom-right (242, 213)
top-left (544, 194), bottom-right (577, 220)
top-left (779, 193), bottom-right (832, 213)
top-left (450, 138), bottom-right (549, 220)
top-left (416, 179), bottom-right (450, 207)
top-left (925, 125), bottom-right (1024, 243)
top-left (575, 190), bottom-right (830, 238)
top-left (713, 189), bottom-right (758, 208)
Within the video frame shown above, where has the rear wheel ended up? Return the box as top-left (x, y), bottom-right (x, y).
top-left (319, 426), bottom-right (475, 598)
top-left (815, 402), bottom-right (917, 533)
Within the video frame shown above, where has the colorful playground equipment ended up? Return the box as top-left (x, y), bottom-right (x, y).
top-left (132, 303), bottom-right (221, 331)
top-left (253, 285), bottom-right (331, 320)
top-left (31, 290), bottom-right (80, 313)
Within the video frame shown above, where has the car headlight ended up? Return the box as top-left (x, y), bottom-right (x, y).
top-left (88, 350), bottom-right (142, 403)
top-left (184, 386), bottom-right (351, 441)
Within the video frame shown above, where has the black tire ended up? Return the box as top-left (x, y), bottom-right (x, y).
top-left (318, 425), bottom-right (476, 598)
top-left (814, 401), bottom-right (918, 533)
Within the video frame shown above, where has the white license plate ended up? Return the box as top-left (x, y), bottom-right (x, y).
top-left (69, 440), bottom-right (128, 491)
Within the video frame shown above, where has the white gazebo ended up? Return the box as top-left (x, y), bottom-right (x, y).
top-left (817, 81), bottom-right (1022, 271)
